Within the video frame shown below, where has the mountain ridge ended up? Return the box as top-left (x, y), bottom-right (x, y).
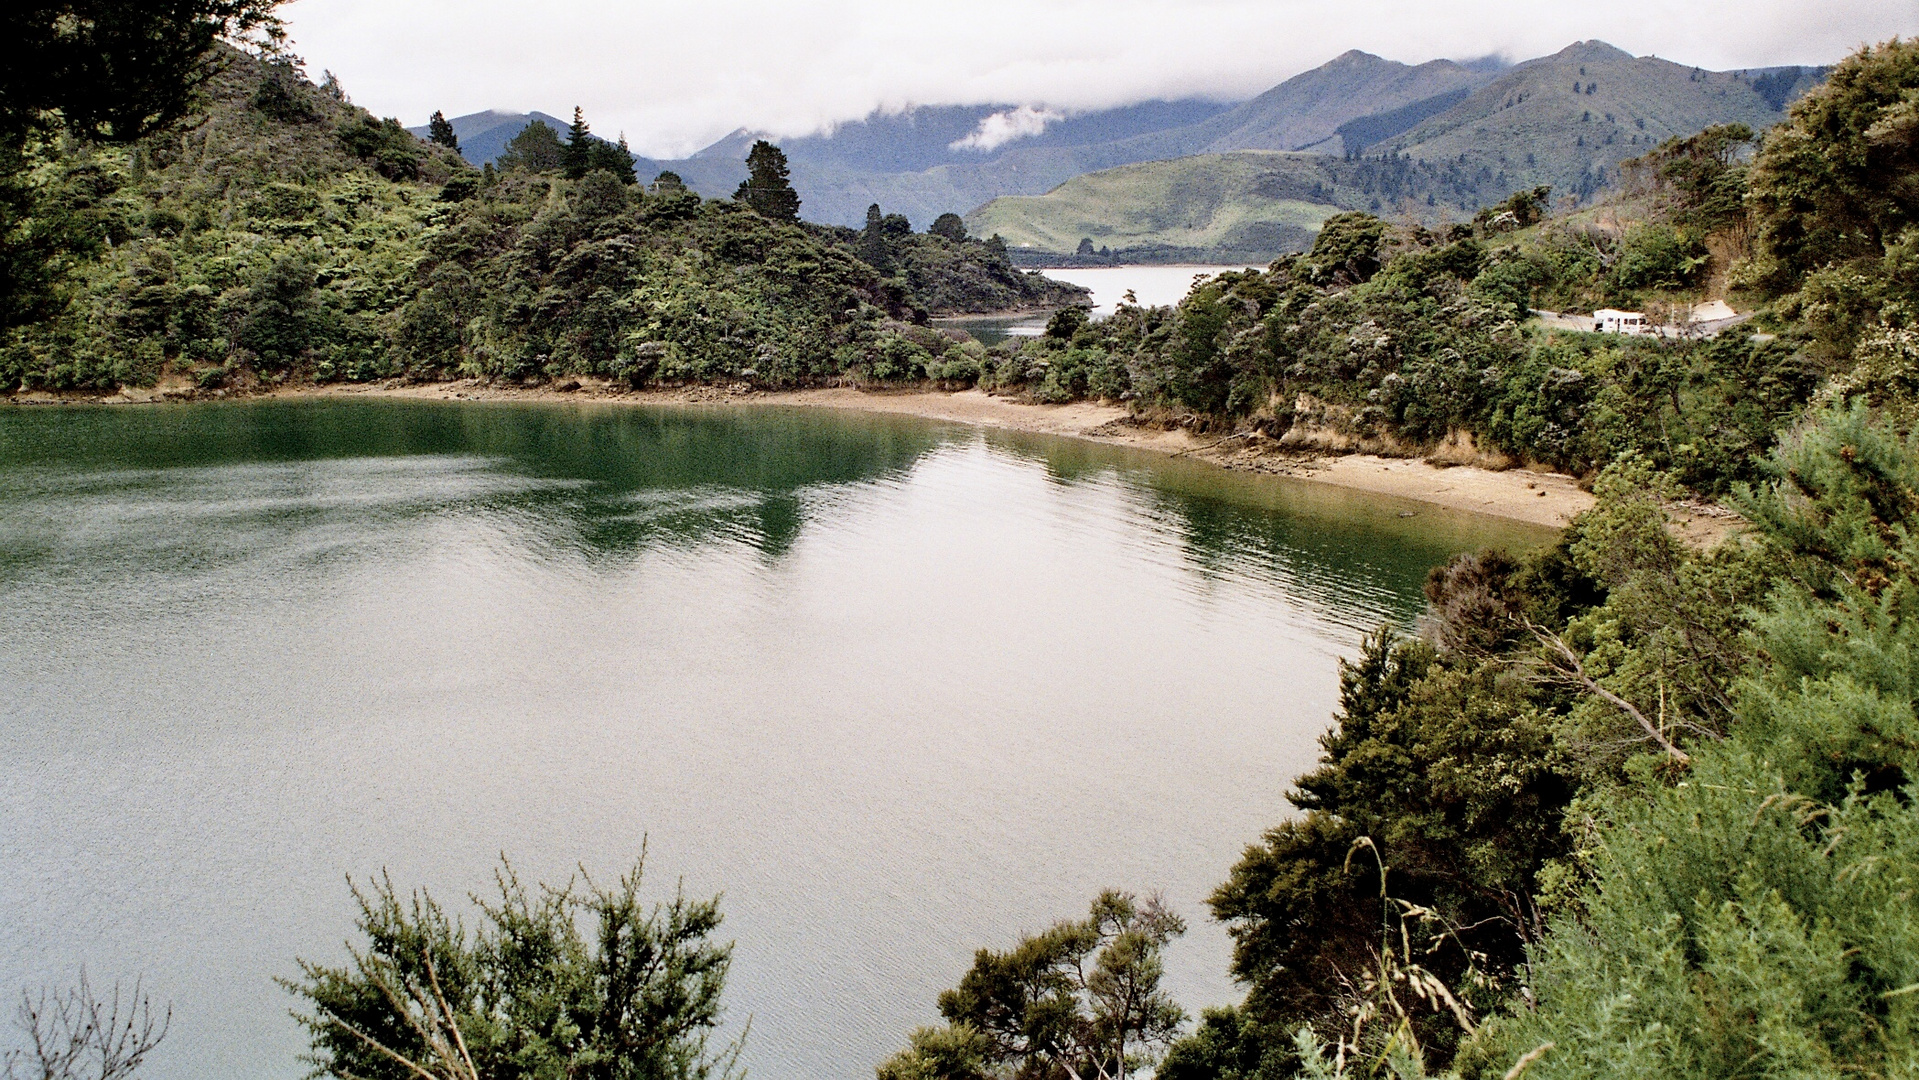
top-left (1385, 42), bottom-right (1823, 198)
top-left (405, 109), bottom-right (570, 165)
top-left (426, 41), bottom-right (1827, 235)
top-left (964, 40), bottom-right (1831, 260)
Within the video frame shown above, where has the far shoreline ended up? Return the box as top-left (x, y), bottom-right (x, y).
top-left (8, 377), bottom-right (1764, 535)
top-left (11, 378), bottom-right (1627, 530)
top-left (312, 380), bottom-right (1612, 530)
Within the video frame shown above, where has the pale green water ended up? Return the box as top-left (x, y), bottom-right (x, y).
top-left (0, 399), bottom-right (1550, 1079)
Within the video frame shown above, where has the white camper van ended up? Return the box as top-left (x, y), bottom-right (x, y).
top-left (1593, 309), bottom-right (1647, 335)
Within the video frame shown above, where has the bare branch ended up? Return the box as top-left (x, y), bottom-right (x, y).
top-left (5, 973), bottom-right (170, 1080)
top-left (1503, 1041), bottom-right (1556, 1080)
top-left (1526, 620), bottom-right (1692, 765)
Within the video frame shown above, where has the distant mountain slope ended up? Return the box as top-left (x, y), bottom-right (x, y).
top-left (669, 99), bottom-right (1238, 227)
top-left (970, 40), bottom-right (1831, 262)
top-left (1335, 86), bottom-right (1476, 154)
top-left (697, 98), bottom-right (1235, 175)
top-left (965, 153), bottom-right (1359, 262)
top-left (405, 110), bottom-right (571, 164)
top-left (1152, 50), bottom-right (1499, 155)
top-left (763, 52), bottom-right (1500, 227)
top-left (1387, 41), bottom-right (1814, 198)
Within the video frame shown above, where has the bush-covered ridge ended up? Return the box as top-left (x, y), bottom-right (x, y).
top-left (0, 49), bottom-right (1085, 394)
top-left (971, 39), bottom-right (1919, 500)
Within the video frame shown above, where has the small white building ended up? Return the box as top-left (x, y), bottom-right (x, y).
top-left (1593, 309), bottom-right (1648, 335)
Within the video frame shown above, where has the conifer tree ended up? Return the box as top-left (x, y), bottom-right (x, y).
top-left (497, 118), bottom-right (562, 173)
top-left (562, 105), bottom-right (592, 180)
top-left (860, 202), bottom-right (893, 273)
top-left (614, 135), bottom-right (637, 185)
top-left (426, 109), bottom-right (457, 150)
top-left (586, 132), bottom-right (636, 184)
top-left (734, 140), bottom-right (800, 222)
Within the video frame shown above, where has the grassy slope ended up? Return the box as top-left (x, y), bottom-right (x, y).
top-left (966, 153), bottom-right (1354, 259)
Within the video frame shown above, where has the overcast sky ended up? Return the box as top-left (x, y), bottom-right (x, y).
top-left (282, 0), bottom-right (1919, 158)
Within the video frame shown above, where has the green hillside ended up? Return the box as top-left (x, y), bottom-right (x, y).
top-left (1391, 40), bottom-right (1813, 199)
top-left (0, 50), bottom-right (1080, 393)
top-left (965, 152), bottom-right (1354, 262)
top-left (965, 149), bottom-right (1539, 261)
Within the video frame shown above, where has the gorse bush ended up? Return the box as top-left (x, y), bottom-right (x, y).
top-left (1476, 404), bottom-right (1919, 1080)
top-left (1139, 405), bottom-right (1919, 1080)
top-left (287, 855), bottom-right (739, 1080)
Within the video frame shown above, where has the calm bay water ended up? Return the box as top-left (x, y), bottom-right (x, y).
top-left (0, 400), bottom-right (1547, 1079)
top-left (937, 264), bottom-right (1262, 345)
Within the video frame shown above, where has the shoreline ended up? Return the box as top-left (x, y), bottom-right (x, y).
top-left (281, 379), bottom-right (1599, 530)
top-left (14, 377), bottom-right (1751, 536)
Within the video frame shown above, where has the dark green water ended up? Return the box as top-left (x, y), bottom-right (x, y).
top-left (0, 399), bottom-right (1549, 1079)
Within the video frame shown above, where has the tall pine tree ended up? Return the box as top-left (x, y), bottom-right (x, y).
top-left (734, 140), bottom-right (800, 222)
top-left (860, 203), bottom-right (893, 273)
top-left (587, 132), bottom-right (636, 184)
top-left (426, 109), bottom-right (457, 150)
top-left (562, 106), bottom-right (592, 180)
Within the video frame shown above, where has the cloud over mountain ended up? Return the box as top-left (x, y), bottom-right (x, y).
top-left (950, 106), bottom-right (1068, 152)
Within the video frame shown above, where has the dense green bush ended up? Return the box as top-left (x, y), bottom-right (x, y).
top-left (1470, 406), bottom-right (1919, 1080)
top-left (288, 855), bottom-right (738, 1080)
top-left (1608, 223), bottom-right (1707, 290)
top-left (821, 206), bottom-right (1087, 316)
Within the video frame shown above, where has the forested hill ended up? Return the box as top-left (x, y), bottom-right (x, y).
top-left (0, 49), bottom-right (1082, 395)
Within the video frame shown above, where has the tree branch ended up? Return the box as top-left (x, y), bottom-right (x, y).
top-left (1527, 621), bottom-right (1690, 764)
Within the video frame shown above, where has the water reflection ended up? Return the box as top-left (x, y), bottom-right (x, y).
top-left (0, 401), bottom-right (948, 574)
top-left (976, 426), bottom-right (1545, 634)
top-left (0, 400), bottom-right (1542, 619)
top-left (933, 313), bottom-right (1048, 347)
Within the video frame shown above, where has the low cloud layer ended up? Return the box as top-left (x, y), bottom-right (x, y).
top-left (284, 0), bottom-right (1918, 159)
top-left (950, 106), bottom-right (1068, 152)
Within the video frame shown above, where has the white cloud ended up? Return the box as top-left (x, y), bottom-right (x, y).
top-left (279, 0), bottom-right (1919, 159)
top-left (950, 106), bottom-right (1067, 152)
